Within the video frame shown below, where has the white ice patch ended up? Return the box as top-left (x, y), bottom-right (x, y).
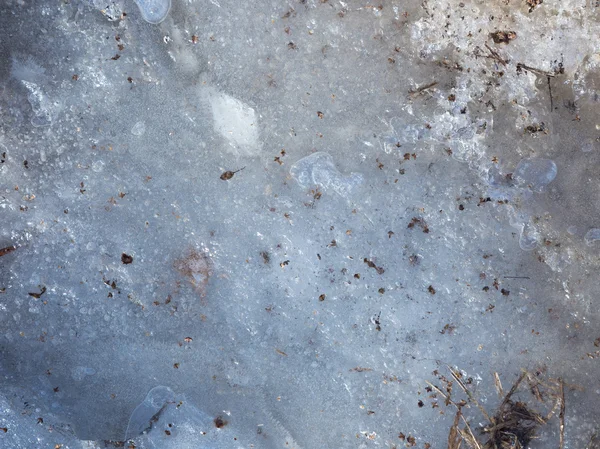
top-left (21, 80), bottom-right (52, 127)
top-left (210, 92), bottom-right (261, 157)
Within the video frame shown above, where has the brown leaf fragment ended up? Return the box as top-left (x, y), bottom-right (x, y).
top-left (448, 408), bottom-right (462, 449)
top-left (0, 246), bottom-right (17, 257)
top-left (28, 286), bottom-right (47, 299)
top-left (363, 258), bottom-right (385, 274)
top-left (220, 167), bottom-right (245, 180)
top-left (214, 416), bottom-right (228, 428)
top-left (490, 31), bottom-right (517, 44)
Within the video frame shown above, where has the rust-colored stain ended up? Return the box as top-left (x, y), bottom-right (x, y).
top-left (173, 248), bottom-right (213, 299)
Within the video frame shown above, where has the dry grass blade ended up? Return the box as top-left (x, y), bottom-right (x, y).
top-left (448, 408), bottom-right (463, 449)
top-left (587, 431), bottom-right (600, 449)
top-left (458, 427), bottom-right (482, 449)
top-left (408, 81), bottom-right (438, 98)
top-left (493, 372), bottom-right (504, 399)
top-left (500, 371), bottom-right (526, 409)
top-left (426, 380), bottom-right (454, 407)
top-left (448, 366), bottom-right (491, 422)
top-left (460, 418), bottom-right (482, 449)
top-left (438, 368), bottom-right (565, 449)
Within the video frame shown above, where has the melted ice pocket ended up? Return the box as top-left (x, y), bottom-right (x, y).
top-left (513, 158), bottom-right (557, 192)
top-left (134, 0), bottom-right (171, 24)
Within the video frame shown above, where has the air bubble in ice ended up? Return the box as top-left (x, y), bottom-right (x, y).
top-left (71, 366), bottom-right (96, 381)
top-left (131, 121), bottom-right (146, 136)
top-left (290, 152), bottom-right (363, 197)
top-left (21, 81), bottom-right (52, 127)
top-left (513, 158), bottom-right (557, 192)
top-left (124, 386), bottom-right (175, 441)
top-left (519, 222), bottom-right (539, 251)
top-left (584, 228), bottom-right (600, 246)
top-left (133, 0), bottom-right (171, 24)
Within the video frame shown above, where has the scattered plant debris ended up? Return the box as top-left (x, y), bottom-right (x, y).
top-left (526, 0), bottom-right (543, 13)
top-left (408, 217), bottom-right (430, 233)
top-left (429, 366), bottom-right (566, 449)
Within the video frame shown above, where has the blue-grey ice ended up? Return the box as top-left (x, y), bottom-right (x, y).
top-left (2, 1), bottom-right (600, 448)
top-left (133, 0), bottom-right (171, 24)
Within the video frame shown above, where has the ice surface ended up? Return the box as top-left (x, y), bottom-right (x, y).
top-left (2, 0), bottom-right (600, 448)
top-left (133, 0), bottom-right (171, 24)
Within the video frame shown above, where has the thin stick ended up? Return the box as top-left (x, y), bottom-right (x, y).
top-left (484, 43), bottom-right (507, 66)
top-left (408, 81), bottom-right (438, 97)
top-left (458, 420), bottom-right (483, 449)
top-left (559, 378), bottom-right (565, 449)
top-left (548, 76), bottom-right (554, 112)
top-left (517, 63), bottom-right (555, 78)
